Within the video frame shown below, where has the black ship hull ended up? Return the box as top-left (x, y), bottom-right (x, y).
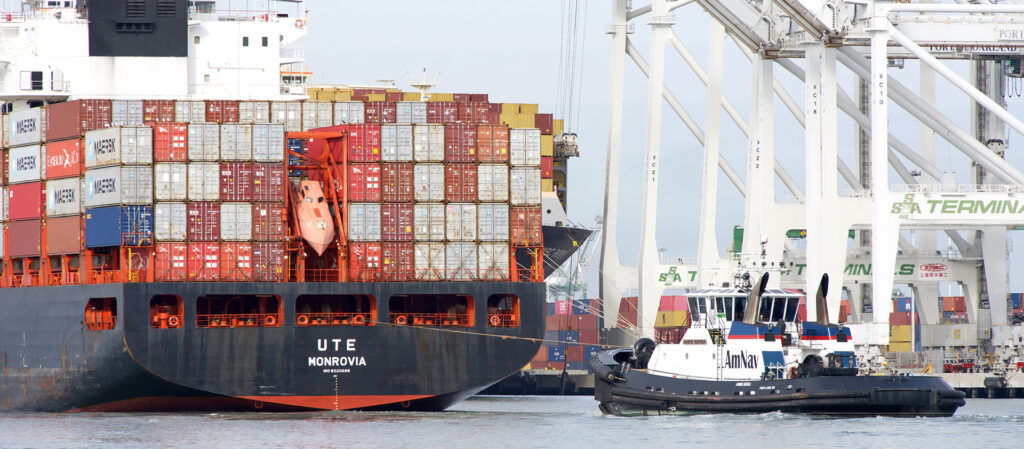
top-left (590, 349), bottom-right (966, 417)
top-left (0, 281), bottom-right (544, 412)
top-left (538, 225), bottom-right (592, 278)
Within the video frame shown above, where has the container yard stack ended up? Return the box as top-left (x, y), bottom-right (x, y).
top-left (1009, 293), bottom-right (1024, 321)
top-left (941, 296), bottom-right (968, 325)
top-left (889, 299), bottom-right (922, 352)
top-left (654, 295), bottom-right (689, 344)
top-left (531, 299), bottom-right (602, 372)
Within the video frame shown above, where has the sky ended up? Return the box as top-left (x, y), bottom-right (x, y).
top-left (280, 0), bottom-right (1024, 297)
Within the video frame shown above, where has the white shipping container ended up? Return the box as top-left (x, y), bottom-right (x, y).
top-left (348, 203), bottom-right (381, 241)
top-left (396, 101), bottom-right (427, 124)
top-left (8, 145), bottom-right (42, 184)
top-left (478, 243), bottom-right (510, 280)
top-left (381, 125), bottom-right (413, 161)
top-left (220, 203), bottom-right (253, 241)
top-left (477, 164), bottom-right (509, 202)
top-left (477, 204), bottom-right (509, 242)
top-left (413, 164), bottom-right (444, 202)
top-left (45, 177), bottom-right (82, 217)
top-left (414, 242), bottom-right (445, 281)
top-left (85, 127), bottom-right (153, 168)
top-left (84, 165), bottom-right (153, 207)
top-left (271, 101), bottom-right (302, 131)
top-left (187, 162), bottom-right (220, 201)
top-left (445, 203), bottom-right (477, 241)
top-left (413, 124), bottom-right (444, 161)
top-left (154, 202), bottom-right (188, 241)
top-left (174, 101), bottom-right (207, 123)
top-left (187, 123), bottom-right (220, 160)
top-left (333, 101), bottom-right (365, 125)
top-left (510, 167), bottom-right (542, 205)
top-left (301, 101), bottom-right (333, 131)
top-left (220, 124), bottom-right (253, 160)
top-left (413, 203), bottom-right (445, 241)
top-left (445, 242), bottom-right (478, 281)
top-left (510, 128), bottom-right (542, 166)
top-left (154, 163), bottom-right (187, 201)
top-left (8, 108), bottom-right (44, 146)
top-left (112, 100), bottom-right (144, 126)
top-left (239, 101), bottom-right (270, 124)
top-left (252, 123), bottom-right (285, 162)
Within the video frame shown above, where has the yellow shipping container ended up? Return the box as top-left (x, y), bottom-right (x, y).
top-left (541, 135), bottom-right (554, 157)
top-left (502, 103), bottom-right (520, 114)
top-left (553, 119), bottom-right (564, 136)
top-left (367, 93), bottom-right (386, 102)
top-left (403, 92), bottom-right (422, 101)
top-left (430, 93), bottom-right (454, 102)
top-left (334, 90), bottom-right (353, 102)
top-left (541, 179), bottom-right (554, 192)
top-left (890, 325), bottom-right (913, 342)
top-left (319, 90), bottom-right (337, 102)
top-left (513, 113), bottom-right (535, 129)
top-left (519, 103), bottom-right (539, 114)
top-left (499, 113), bottom-right (516, 127)
top-left (888, 342), bottom-right (914, 352)
top-left (654, 310), bottom-right (689, 328)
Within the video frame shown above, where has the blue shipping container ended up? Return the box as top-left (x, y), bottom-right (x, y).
top-left (547, 346), bottom-right (565, 362)
top-left (1010, 293), bottom-right (1023, 309)
top-left (85, 206), bottom-right (153, 248)
top-left (895, 297), bottom-right (912, 312)
top-left (544, 330), bottom-right (559, 342)
top-left (571, 299), bottom-right (589, 316)
top-left (287, 138), bottom-right (305, 177)
top-left (558, 330), bottom-right (579, 343)
top-left (546, 302), bottom-right (556, 316)
top-left (584, 345), bottom-right (602, 360)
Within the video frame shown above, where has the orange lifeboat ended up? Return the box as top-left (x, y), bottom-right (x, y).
top-left (295, 181), bottom-right (335, 255)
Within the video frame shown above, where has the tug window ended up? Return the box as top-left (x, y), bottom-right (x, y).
top-left (150, 295), bottom-right (183, 329)
top-left (296, 295), bottom-right (376, 326)
top-left (487, 294), bottom-right (519, 327)
top-left (389, 294), bottom-right (474, 327)
top-left (85, 298), bottom-right (117, 330)
top-left (724, 297), bottom-right (734, 321)
top-left (196, 295), bottom-right (282, 328)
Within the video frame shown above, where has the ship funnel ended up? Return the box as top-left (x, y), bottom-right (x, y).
top-left (742, 272), bottom-right (770, 324)
top-left (815, 274), bottom-right (830, 324)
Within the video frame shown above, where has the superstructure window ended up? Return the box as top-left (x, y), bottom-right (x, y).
top-left (262, 36), bottom-right (268, 47)
top-left (150, 294), bottom-right (183, 329)
top-left (196, 295), bottom-right (282, 328)
top-left (85, 298), bottom-right (117, 330)
top-left (243, 36), bottom-right (249, 47)
top-left (296, 294), bottom-right (376, 326)
top-left (389, 294), bottom-right (474, 327)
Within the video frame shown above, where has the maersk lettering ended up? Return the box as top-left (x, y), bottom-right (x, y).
top-left (725, 350), bottom-right (758, 369)
top-left (94, 178), bottom-right (117, 194)
top-left (94, 138), bottom-right (116, 155)
top-left (16, 155), bottom-right (36, 171)
top-left (16, 118), bottom-right (36, 134)
top-left (52, 188), bottom-right (76, 205)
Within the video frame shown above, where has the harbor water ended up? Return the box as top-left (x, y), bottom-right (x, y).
top-left (0, 396), bottom-right (1021, 448)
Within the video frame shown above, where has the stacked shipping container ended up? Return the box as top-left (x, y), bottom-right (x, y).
top-left (530, 299), bottom-right (602, 371)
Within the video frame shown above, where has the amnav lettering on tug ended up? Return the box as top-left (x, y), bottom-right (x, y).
top-left (0, 0), bottom-right (585, 412)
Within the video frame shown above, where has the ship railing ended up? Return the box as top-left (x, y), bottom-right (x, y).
top-left (189, 9), bottom-right (293, 23)
top-left (296, 312), bottom-right (374, 327)
top-left (197, 313), bottom-right (281, 328)
top-left (388, 312), bottom-right (471, 327)
top-left (489, 312), bottom-right (519, 327)
top-left (291, 268), bottom-right (518, 283)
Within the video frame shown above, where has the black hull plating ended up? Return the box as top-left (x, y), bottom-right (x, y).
top-left (539, 225), bottom-right (592, 278)
top-left (0, 282), bottom-right (545, 412)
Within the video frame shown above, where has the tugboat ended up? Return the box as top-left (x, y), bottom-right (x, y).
top-left (590, 273), bottom-right (966, 417)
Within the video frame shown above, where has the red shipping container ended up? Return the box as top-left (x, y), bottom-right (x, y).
top-left (364, 101), bottom-right (396, 124)
top-left (143, 100), bottom-right (176, 124)
top-left (889, 311), bottom-right (920, 326)
top-left (220, 162), bottom-right (254, 202)
top-left (618, 296), bottom-right (638, 328)
top-left (187, 242), bottom-right (221, 282)
top-left (565, 345), bottom-right (585, 362)
top-left (444, 164), bottom-right (478, 202)
top-left (381, 163), bottom-right (413, 203)
top-left (155, 242), bottom-right (187, 281)
top-left (541, 156), bottom-right (554, 178)
top-left (477, 124), bottom-right (509, 162)
top-left (252, 163), bottom-right (286, 202)
top-left (530, 361), bottom-right (565, 370)
top-left (444, 124), bottom-right (477, 162)
top-left (8, 219), bottom-right (42, 257)
top-left (44, 139), bottom-right (83, 179)
top-left (205, 100), bottom-right (240, 123)
top-left (470, 94), bottom-right (489, 103)
top-left (457, 102), bottom-right (491, 124)
top-left (8, 182), bottom-right (45, 220)
top-left (347, 124), bottom-right (383, 162)
top-left (426, 102), bottom-right (458, 124)
top-left (381, 204), bottom-right (413, 242)
top-left (348, 163), bottom-right (382, 202)
top-left (658, 295), bottom-right (688, 311)
top-left (186, 202), bottom-right (221, 241)
top-left (535, 113), bottom-right (554, 134)
top-left (349, 242), bottom-right (382, 282)
top-left (153, 122), bottom-right (189, 161)
top-left (487, 103), bottom-right (502, 114)
top-left (453, 93), bottom-right (471, 103)
top-left (510, 206), bottom-right (543, 245)
top-left (573, 314), bottom-right (599, 330)
top-left (45, 100), bottom-right (112, 141)
top-left (579, 329), bottom-right (600, 344)
top-left (531, 346), bottom-right (547, 362)
top-left (382, 242), bottom-right (414, 281)
top-left (252, 203), bottom-right (286, 241)
top-left (220, 242), bottom-right (253, 282)
top-left (45, 215), bottom-right (83, 255)
top-left (546, 315), bottom-right (564, 330)
top-left (252, 242), bottom-right (286, 282)
top-left (385, 91), bottom-right (403, 102)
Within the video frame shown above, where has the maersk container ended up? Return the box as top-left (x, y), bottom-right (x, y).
top-left (174, 101), bottom-right (207, 123)
top-left (413, 203), bottom-right (445, 241)
top-left (348, 203), bottom-right (382, 242)
top-left (333, 101), bottom-right (365, 125)
top-left (154, 202), bottom-right (187, 241)
top-left (445, 203), bottom-right (477, 241)
top-left (396, 101), bottom-right (427, 125)
top-left (510, 128), bottom-right (542, 166)
top-left (8, 145), bottom-right (42, 184)
top-left (413, 124), bottom-right (444, 161)
top-left (45, 177), bottom-right (81, 217)
top-left (239, 101), bottom-right (270, 124)
top-left (413, 164), bottom-right (444, 201)
top-left (154, 163), bottom-right (187, 201)
top-left (84, 127), bottom-right (154, 167)
top-left (270, 101), bottom-right (302, 131)
top-left (253, 123), bottom-right (285, 162)
top-left (478, 243), bottom-right (510, 280)
top-left (445, 242), bottom-right (478, 281)
top-left (510, 167), bottom-right (542, 205)
top-left (8, 108), bottom-right (44, 146)
top-left (84, 205), bottom-right (153, 247)
top-left (111, 100), bottom-right (144, 127)
top-left (84, 165), bottom-right (153, 207)
top-left (414, 242), bottom-right (445, 281)
top-left (187, 123), bottom-right (220, 160)
top-left (220, 124), bottom-right (253, 161)
top-left (301, 101), bottom-right (333, 131)
top-left (477, 204), bottom-right (509, 241)
top-left (381, 124), bottom-right (414, 162)
top-left (187, 162), bottom-right (220, 201)
top-left (220, 203), bottom-right (253, 241)
top-left (477, 164), bottom-right (509, 202)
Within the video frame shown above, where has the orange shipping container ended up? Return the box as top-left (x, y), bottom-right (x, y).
top-left (348, 163), bottom-right (381, 202)
top-left (220, 242), bottom-right (253, 282)
top-left (155, 242), bottom-right (187, 281)
top-left (510, 206), bottom-right (542, 245)
top-left (44, 139), bottom-right (84, 179)
top-left (477, 124), bottom-right (509, 163)
top-left (187, 242), bottom-right (221, 282)
top-left (349, 242), bottom-right (381, 282)
top-left (153, 123), bottom-right (188, 161)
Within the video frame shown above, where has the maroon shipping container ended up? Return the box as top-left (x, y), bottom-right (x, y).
top-left (45, 215), bottom-right (83, 255)
top-left (444, 164), bottom-right (478, 202)
top-left (8, 219), bottom-right (42, 257)
top-left (385, 91), bottom-right (403, 102)
top-left (220, 242), bottom-right (253, 282)
top-left (457, 102), bottom-right (491, 124)
top-left (187, 202), bottom-right (221, 241)
top-left (45, 100), bottom-right (112, 141)
top-left (510, 206), bottom-right (542, 245)
top-left (535, 113), bottom-right (554, 134)
top-left (155, 242), bottom-right (187, 281)
top-left (565, 345), bottom-right (585, 362)
top-left (453, 93), bottom-right (472, 103)
top-left (617, 296), bottom-right (639, 328)
top-left (426, 102), bottom-right (458, 124)
top-left (206, 100), bottom-right (240, 123)
top-left (477, 124), bottom-right (509, 163)
top-left (381, 163), bottom-right (413, 203)
top-left (579, 329), bottom-right (600, 344)
top-left (572, 314), bottom-right (600, 330)
top-left (546, 315), bottom-right (563, 330)
top-left (889, 311), bottom-right (920, 326)
top-left (187, 242), bottom-right (221, 281)
top-left (252, 203), bottom-right (287, 241)
top-left (321, 124), bottom-right (385, 162)
top-left (364, 101), bottom-right (396, 124)
top-left (349, 242), bottom-right (381, 282)
top-left (381, 204), bottom-right (413, 242)
top-left (487, 103), bottom-right (502, 114)
top-left (8, 182), bottom-right (45, 220)
top-left (444, 124), bottom-right (477, 162)
top-left (382, 242), bottom-right (414, 281)
top-left (541, 156), bottom-right (554, 178)
top-left (153, 123), bottom-right (189, 161)
top-left (348, 163), bottom-right (382, 202)
top-left (252, 163), bottom-right (286, 202)
top-left (220, 162), bottom-right (254, 202)
top-left (470, 94), bottom-right (489, 103)
top-left (143, 100), bottom-right (176, 124)
top-left (252, 241), bottom-right (286, 282)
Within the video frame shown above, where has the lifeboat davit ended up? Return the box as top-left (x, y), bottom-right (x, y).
top-left (295, 181), bottom-right (335, 255)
